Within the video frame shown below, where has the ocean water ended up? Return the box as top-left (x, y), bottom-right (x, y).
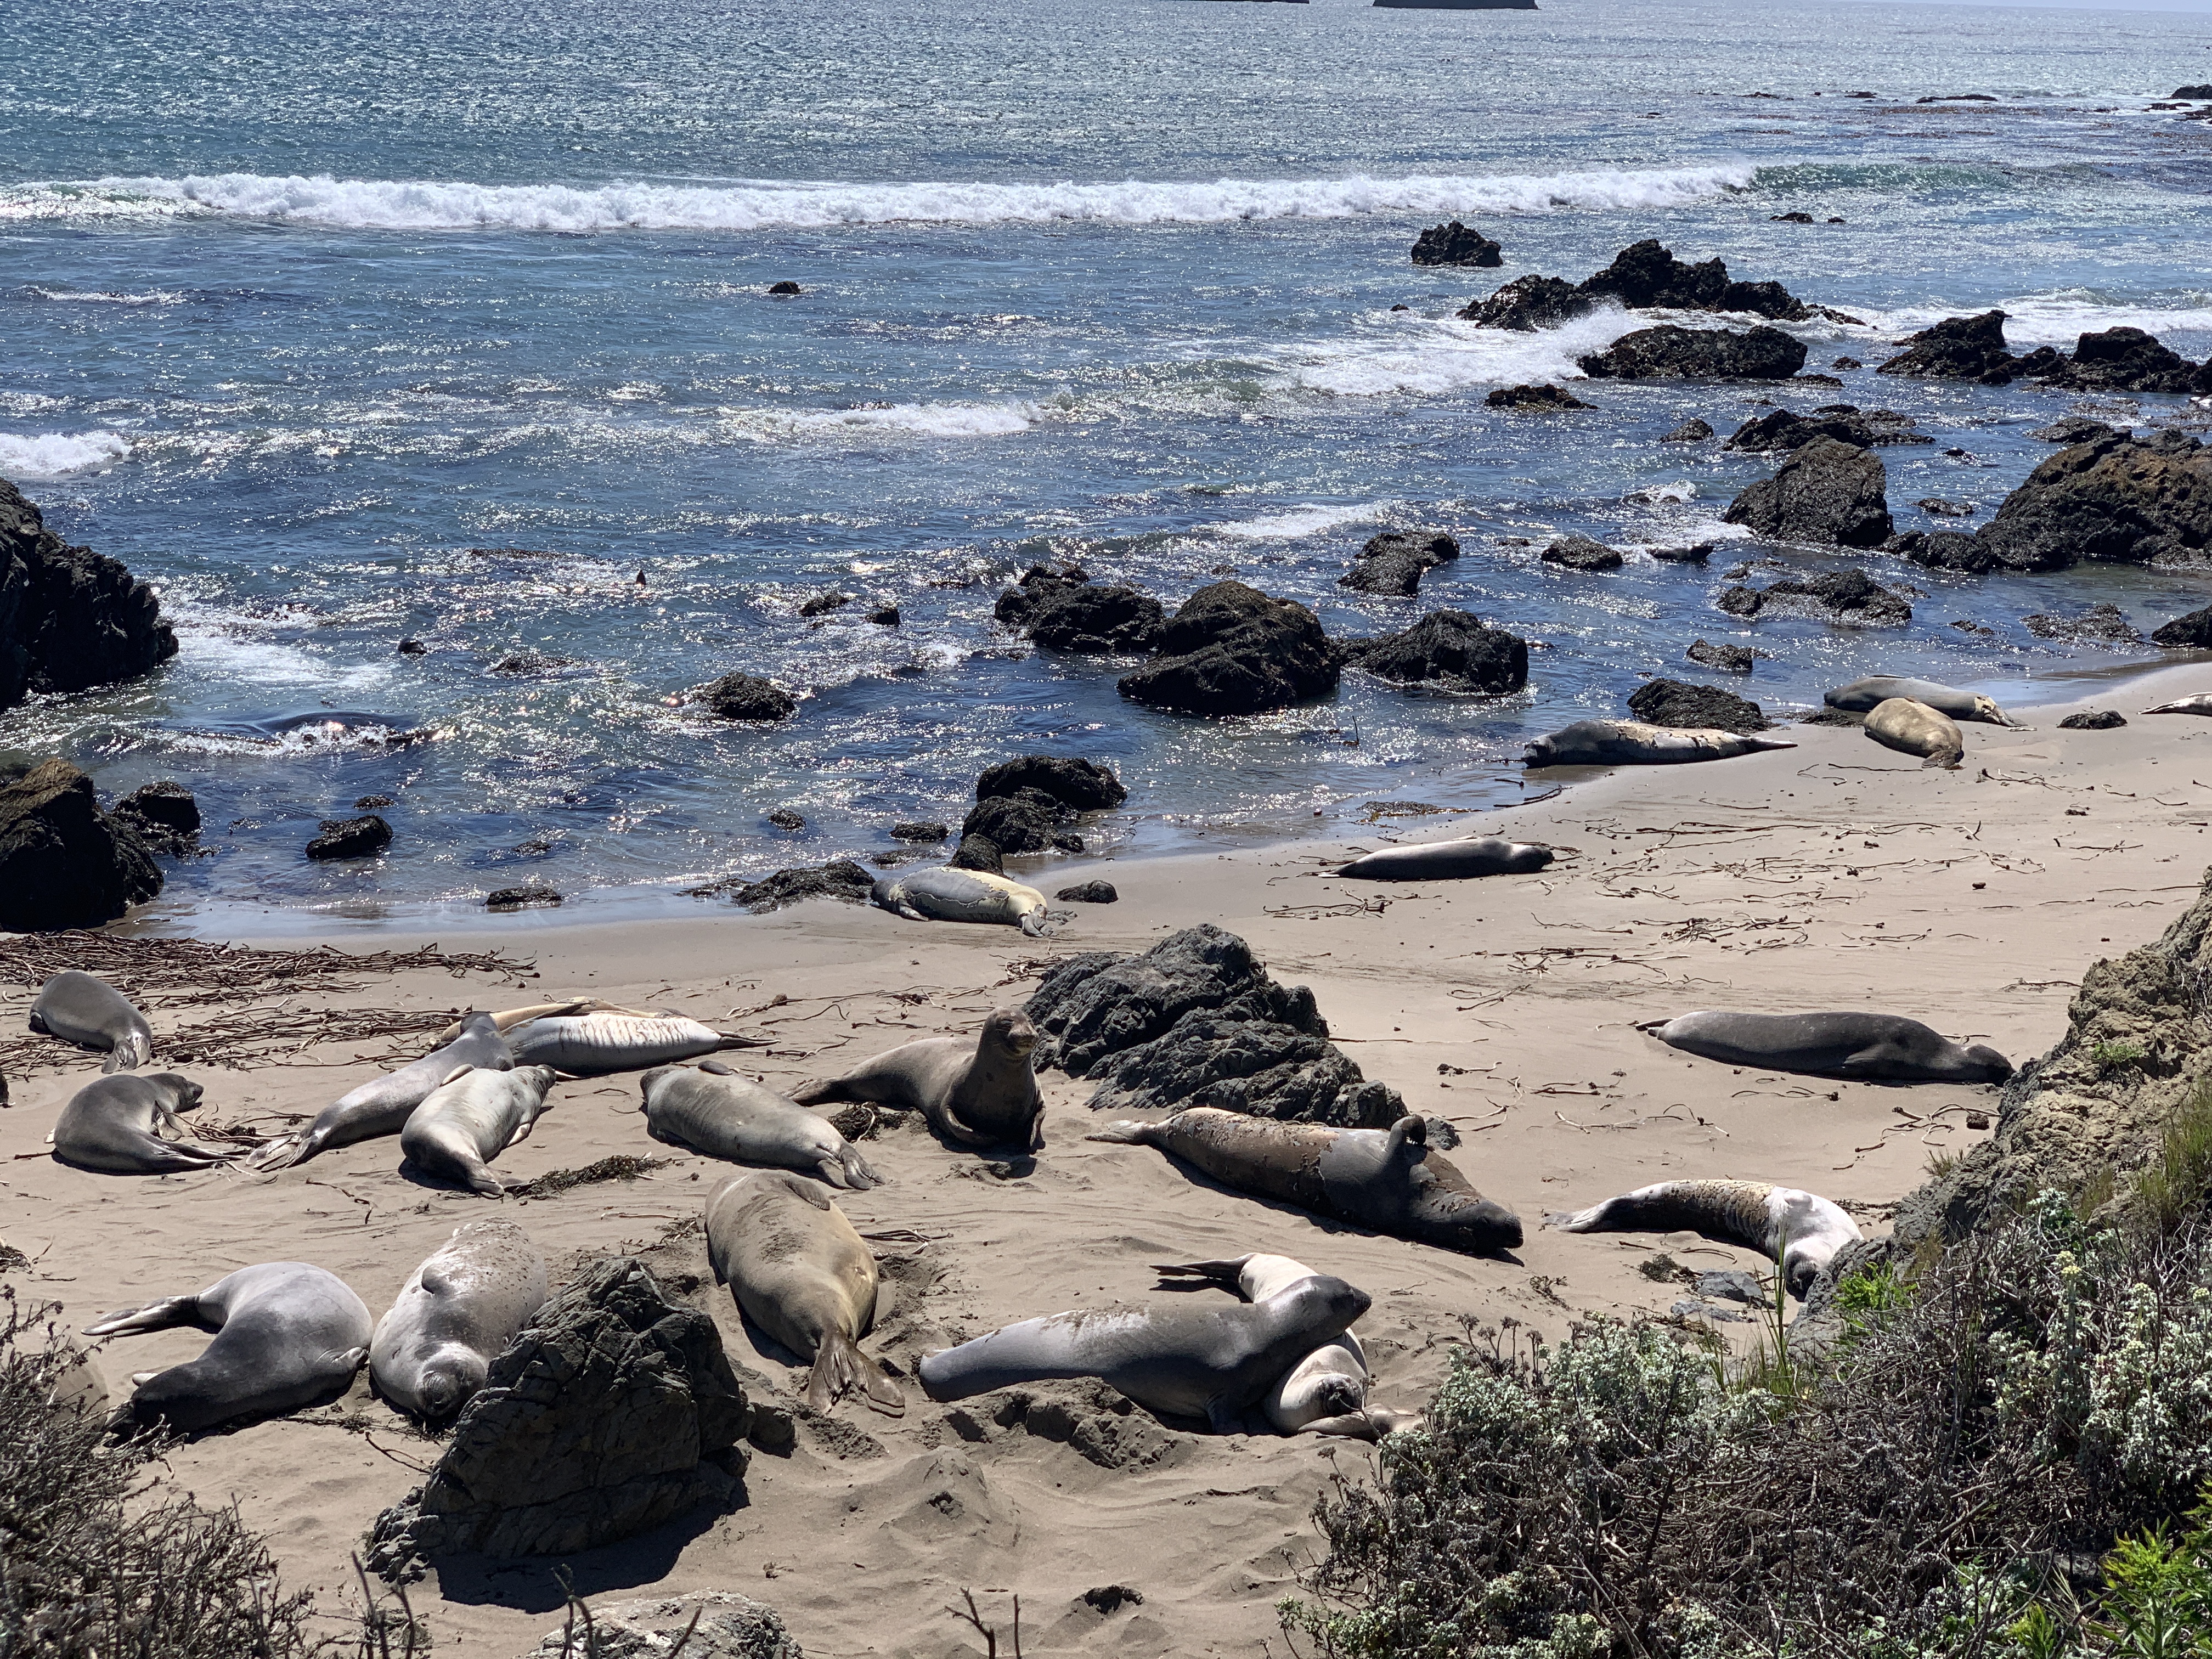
top-left (4, 0), bottom-right (2211, 928)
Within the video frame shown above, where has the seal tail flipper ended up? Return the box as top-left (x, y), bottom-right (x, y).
top-left (812, 1157), bottom-right (854, 1190)
top-left (805, 1330), bottom-right (906, 1417)
top-left (839, 1147), bottom-right (885, 1189)
top-left (791, 1078), bottom-right (850, 1107)
top-left (1152, 1259), bottom-right (1250, 1288)
top-left (1544, 1204), bottom-right (1609, 1232)
top-left (245, 1133), bottom-right (314, 1172)
top-left (1632, 1018), bottom-right (1669, 1034)
top-left (1084, 1120), bottom-right (1153, 1146)
top-left (84, 1294), bottom-right (205, 1338)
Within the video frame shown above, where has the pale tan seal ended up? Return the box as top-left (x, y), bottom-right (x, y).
top-left (793, 1006), bottom-right (1043, 1152)
top-left (870, 867), bottom-right (1056, 935)
top-left (641, 1063), bottom-right (883, 1188)
top-left (1826, 675), bottom-right (2017, 726)
top-left (399, 1064), bottom-right (558, 1197)
top-left (1864, 696), bottom-right (1963, 769)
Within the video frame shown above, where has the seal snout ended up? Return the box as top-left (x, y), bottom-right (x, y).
top-left (1965, 1044), bottom-right (2014, 1082)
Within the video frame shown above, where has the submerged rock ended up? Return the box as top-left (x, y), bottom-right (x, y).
top-left (696, 673), bottom-right (798, 723)
top-left (1724, 405), bottom-right (1931, 453)
top-left (0, 759), bottom-right (162, 930)
top-left (1410, 221), bottom-right (1501, 266)
top-left (797, 591), bottom-right (852, 618)
top-left (1342, 609), bottom-right (1529, 693)
top-left (1540, 535), bottom-right (1624, 572)
top-left (2022, 604), bottom-right (2142, 644)
top-left (2029, 416), bottom-right (2121, 445)
top-left (1338, 530), bottom-right (1460, 597)
top-left (1626, 678), bottom-right (1769, 732)
top-left (0, 480), bottom-right (179, 714)
top-left (888, 820), bottom-right (950, 842)
top-left (1661, 417), bottom-right (1716, 442)
top-left (485, 885), bottom-right (563, 911)
top-left (1579, 325), bottom-right (1808, 381)
top-left (1118, 582), bottom-right (1341, 715)
top-left (307, 815), bottom-right (393, 861)
top-left (1894, 529), bottom-right (1996, 573)
top-left (1719, 570), bottom-right (1912, 627)
top-left (1723, 437), bottom-right (1894, 547)
top-left (2152, 605), bottom-right (2212, 648)
top-left (1685, 639), bottom-right (1764, 673)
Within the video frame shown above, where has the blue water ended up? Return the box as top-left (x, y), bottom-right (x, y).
top-left (4, 0), bottom-right (2211, 925)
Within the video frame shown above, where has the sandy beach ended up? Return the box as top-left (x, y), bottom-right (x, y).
top-left (10, 659), bottom-right (2212, 1658)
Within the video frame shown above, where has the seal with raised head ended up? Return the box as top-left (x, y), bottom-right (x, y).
top-left (505, 1009), bottom-right (729, 1073)
top-left (399, 1064), bottom-right (558, 1197)
top-left (83, 1262), bottom-right (373, 1432)
top-left (1087, 1108), bottom-right (1523, 1253)
top-left (370, 1218), bottom-right (548, 1419)
top-left (1864, 697), bottom-right (1963, 769)
top-left (1826, 675), bottom-right (2017, 726)
top-left (1335, 835), bottom-right (1554, 882)
top-left (251, 1011), bottom-right (515, 1171)
top-left (30, 970), bottom-right (154, 1073)
top-left (871, 867), bottom-right (1054, 935)
top-left (918, 1269), bottom-right (1371, 1432)
top-left (1523, 720), bottom-right (1796, 768)
top-left (794, 1006), bottom-right (1044, 1152)
top-left (1642, 1010), bottom-right (2012, 1083)
top-left (641, 1062), bottom-right (883, 1188)
top-left (2145, 693), bottom-right (2212, 718)
top-left (1545, 1179), bottom-right (1862, 1299)
top-left (50, 1073), bottom-right (224, 1175)
top-left (704, 1169), bottom-right (902, 1414)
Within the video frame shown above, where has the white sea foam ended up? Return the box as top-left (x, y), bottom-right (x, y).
top-left (27, 286), bottom-right (183, 306)
top-left (1211, 501), bottom-right (1395, 541)
top-left (727, 400), bottom-right (1043, 441)
top-left (1874, 292), bottom-right (2212, 343)
top-left (1271, 307), bottom-right (1641, 397)
top-left (0, 430), bottom-right (132, 478)
top-left (1, 163), bottom-right (1757, 233)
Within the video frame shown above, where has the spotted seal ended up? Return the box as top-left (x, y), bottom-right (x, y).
top-left (1826, 675), bottom-right (2017, 726)
top-left (1864, 697), bottom-right (1964, 769)
top-left (1641, 1010), bottom-right (2011, 1083)
top-left (1545, 1179), bottom-right (1862, 1299)
top-left (870, 867), bottom-right (1055, 935)
top-left (641, 1062), bottom-right (883, 1188)
top-left (369, 1219), bottom-right (548, 1419)
top-left (794, 1006), bottom-right (1043, 1152)
top-left (399, 1064), bottom-right (558, 1197)
top-left (1523, 720), bottom-right (1796, 768)
top-left (50, 1073), bottom-right (224, 1175)
top-left (1335, 835), bottom-right (1554, 882)
top-left (30, 970), bottom-right (154, 1073)
top-left (251, 1011), bottom-right (515, 1171)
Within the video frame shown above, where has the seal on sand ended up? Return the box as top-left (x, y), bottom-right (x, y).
top-left (704, 1169), bottom-right (902, 1414)
top-left (400, 1064), bottom-right (558, 1197)
top-left (1335, 835), bottom-right (1553, 882)
top-left (871, 867), bottom-right (1056, 935)
top-left (641, 1063), bottom-right (883, 1188)
top-left (433, 997), bottom-right (652, 1044)
top-left (793, 1006), bottom-right (1044, 1152)
top-left (2144, 693), bottom-right (2212, 718)
top-left (251, 1011), bottom-right (515, 1171)
top-left (370, 1219), bottom-right (547, 1418)
top-left (30, 970), bottom-right (153, 1073)
top-left (1087, 1108), bottom-right (1523, 1253)
top-left (51, 1073), bottom-right (224, 1175)
top-left (1523, 720), bottom-right (1796, 768)
top-left (1545, 1180), bottom-right (1862, 1299)
top-left (1864, 697), bottom-right (1964, 769)
top-left (505, 1010), bottom-right (729, 1073)
top-left (84, 1262), bottom-right (372, 1432)
top-left (918, 1271), bottom-right (1370, 1432)
top-left (1642, 1010), bottom-right (2011, 1083)
top-left (1826, 675), bottom-right (2017, 726)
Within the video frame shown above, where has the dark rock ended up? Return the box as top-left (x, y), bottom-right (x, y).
top-left (1118, 582), bottom-right (1341, 716)
top-left (1920, 92), bottom-right (1997, 101)
top-left (1339, 530), bottom-right (1460, 597)
top-left (1579, 325), bottom-right (1808, 381)
top-left (1917, 498), bottom-right (1976, 517)
top-left (1540, 535), bottom-right (1624, 572)
top-left (961, 792), bottom-right (1063, 856)
top-left (948, 834), bottom-right (1003, 874)
top-left (1832, 356), bottom-right (1863, 370)
top-left (1409, 221), bottom-right (1500, 267)
top-left (1696, 1268), bottom-right (1773, 1306)
top-left (2043, 326), bottom-right (2198, 394)
top-left (0, 481), bottom-right (178, 714)
top-left (1087, 1012), bottom-right (1400, 1128)
top-left (306, 815), bottom-right (392, 861)
top-left (994, 563), bottom-right (1090, 628)
top-left (365, 1257), bottom-right (748, 1570)
top-left (1661, 417), bottom-right (1715, 442)
top-left (1646, 543), bottom-right (1714, 563)
top-left (1486, 382), bottom-right (1593, 411)
top-left (888, 820), bottom-right (949, 842)
top-left (2030, 416), bottom-right (2120, 445)
top-left (1798, 706), bottom-right (1866, 726)
top-left (518, 1591), bottom-right (803, 1658)
top-left (1974, 432), bottom-right (2212, 571)
top-left (2153, 606), bottom-right (2212, 648)
top-left (696, 673), bottom-right (797, 723)
top-left (489, 651), bottom-right (574, 676)
top-left (976, 755), bottom-right (1127, 811)
top-left (1876, 310), bottom-right (2020, 381)
top-left (1724, 406), bottom-right (1929, 453)
top-left (768, 281), bottom-right (803, 296)
top-left (695, 860), bottom-right (873, 912)
top-left (1723, 436), bottom-right (1894, 547)
top-left (865, 604), bottom-right (901, 627)
top-left (2059, 709), bottom-right (2128, 729)
top-left (0, 759), bottom-right (162, 930)
top-left (1342, 609), bottom-right (1529, 693)
top-left (797, 591), bottom-right (851, 618)
top-left (1685, 639), bottom-right (1763, 673)
top-left (355, 794), bottom-right (395, 809)
top-left (486, 885), bottom-right (563, 911)
top-left (1458, 274), bottom-right (1592, 331)
top-left (2175, 84), bottom-right (2212, 98)
top-left (1058, 880), bottom-right (1118, 903)
top-left (1723, 570), bottom-right (1912, 626)
top-left (1771, 211), bottom-right (1814, 224)
top-left (766, 808), bottom-right (806, 831)
top-left (1898, 530), bottom-right (1996, 573)
top-left (109, 780), bottom-right (200, 859)
top-left (1626, 678), bottom-right (1769, 732)
top-left (1084, 1586), bottom-right (1145, 1616)
top-left (1025, 583), bottom-right (1166, 652)
top-left (1576, 239), bottom-right (1812, 321)
top-left (2022, 603), bottom-right (2142, 644)
top-left (397, 639), bottom-right (428, 655)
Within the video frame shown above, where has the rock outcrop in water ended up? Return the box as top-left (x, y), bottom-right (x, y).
top-left (1540, 535), bottom-right (1624, 572)
top-left (0, 479), bottom-right (178, 714)
top-left (1117, 582), bottom-right (1341, 715)
top-left (976, 755), bottom-right (1126, 811)
top-left (1971, 430), bottom-right (2211, 571)
top-left (1486, 382), bottom-right (1592, 411)
top-left (1724, 405), bottom-right (1931, 453)
top-left (0, 758), bottom-right (163, 931)
top-left (1339, 531), bottom-right (1460, 596)
top-left (1626, 678), bottom-right (1769, 733)
top-left (1342, 609), bottom-right (1528, 693)
top-left (2152, 606), bottom-right (2212, 649)
top-left (1876, 313), bottom-right (2210, 392)
top-left (1410, 221), bottom-right (1501, 266)
top-left (1579, 325), bottom-right (1808, 381)
top-left (1716, 569), bottom-right (1912, 627)
top-left (1459, 240), bottom-right (1818, 330)
top-left (1025, 583), bottom-right (1166, 653)
top-left (696, 673), bottom-right (798, 723)
top-left (1723, 436), bottom-right (1895, 547)
top-left (2042, 326), bottom-right (2209, 395)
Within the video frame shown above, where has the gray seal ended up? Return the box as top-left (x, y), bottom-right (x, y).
top-left (1864, 697), bottom-right (1963, 769)
top-left (251, 1011), bottom-right (515, 1171)
top-left (793, 1006), bottom-right (1043, 1152)
top-left (1643, 1010), bottom-right (2012, 1083)
top-left (1087, 1108), bottom-right (1522, 1253)
top-left (1545, 1180), bottom-right (1862, 1299)
top-left (918, 1271), bottom-right (1371, 1432)
top-left (2145, 693), bottom-right (2212, 717)
top-left (870, 867), bottom-right (1055, 935)
top-left (400, 1064), bottom-right (558, 1197)
top-left (369, 1218), bottom-right (548, 1419)
top-left (1335, 835), bottom-right (1553, 882)
top-left (1523, 719), bottom-right (1796, 768)
top-left (30, 970), bottom-right (154, 1072)
top-left (641, 1063), bottom-right (882, 1188)
top-left (51, 1073), bottom-right (225, 1175)
top-left (704, 1169), bottom-right (902, 1414)
top-left (83, 1261), bottom-right (372, 1433)
top-left (1826, 675), bottom-right (2017, 726)
top-left (506, 1010), bottom-right (729, 1073)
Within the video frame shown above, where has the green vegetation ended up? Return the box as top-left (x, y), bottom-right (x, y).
top-left (2090, 1039), bottom-right (2149, 1073)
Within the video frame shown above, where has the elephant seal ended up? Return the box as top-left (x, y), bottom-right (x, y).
top-left (370, 1219), bottom-right (547, 1419)
top-left (433, 997), bottom-right (651, 1044)
top-left (1864, 697), bottom-right (1963, 769)
top-left (1545, 1180), bottom-right (1861, 1299)
top-left (1826, 676), bottom-right (2017, 726)
top-left (30, 971), bottom-right (154, 1072)
top-left (1523, 720), bottom-right (1796, 768)
top-left (641, 1063), bottom-right (883, 1188)
top-left (83, 1262), bottom-right (373, 1432)
top-left (704, 1170), bottom-right (902, 1414)
top-left (793, 1006), bottom-right (1043, 1152)
top-left (251, 1012), bottom-right (515, 1171)
top-left (918, 1271), bottom-right (1370, 1432)
top-left (1087, 1108), bottom-right (1523, 1253)
top-left (506, 1010), bottom-right (729, 1073)
top-left (51, 1073), bottom-right (224, 1175)
top-left (400, 1065), bottom-right (558, 1197)
top-left (1642, 1010), bottom-right (2012, 1083)
top-left (1335, 836), bottom-right (1553, 882)
top-left (2144, 693), bottom-right (2212, 717)
top-left (871, 867), bottom-right (1054, 936)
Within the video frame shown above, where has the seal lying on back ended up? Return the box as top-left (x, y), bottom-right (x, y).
top-left (871, 867), bottom-right (1054, 935)
top-left (1088, 1108), bottom-right (1523, 1252)
top-left (1335, 835), bottom-right (1554, 882)
top-left (1826, 675), bottom-right (2017, 726)
top-left (2144, 693), bottom-right (2212, 717)
top-left (794, 1006), bottom-right (1044, 1152)
top-left (51, 1073), bottom-right (225, 1175)
top-left (1545, 1180), bottom-right (1862, 1299)
top-left (1644, 1010), bottom-right (2012, 1083)
top-left (370, 1219), bottom-right (547, 1419)
top-left (506, 1010), bottom-right (727, 1073)
top-left (31, 971), bottom-right (154, 1072)
top-left (919, 1269), bottom-right (1371, 1432)
top-left (433, 997), bottom-right (652, 1044)
top-left (84, 1262), bottom-right (372, 1432)
top-left (251, 1011), bottom-right (515, 1171)
top-left (641, 1063), bottom-right (883, 1188)
top-left (704, 1169), bottom-right (902, 1414)
top-left (400, 1064), bottom-right (558, 1197)
top-left (1523, 720), bottom-right (1796, 768)
top-left (1864, 697), bottom-right (1964, 769)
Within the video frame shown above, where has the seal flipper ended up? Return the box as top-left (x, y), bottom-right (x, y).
top-left (27, 1009), bottom-right (49, 1035)
top-left (84, 1294), bottom-right (211, 1338)
top-left (698, 1059), bottom-right (736, 1076)
top-left (837, 1146), bottom-right (884, 1189)
top-left (790, 1077), bottom-right (850, 1107)
top-left (1084, 1120), bottom-right (1155, 1146)
top-left (1152, 1258), bottom-right (1252, 1289)
top-left (812, 1157), bottom-right (854, 1190)
top-left (805, 1329), bottom-right (906, 1417)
